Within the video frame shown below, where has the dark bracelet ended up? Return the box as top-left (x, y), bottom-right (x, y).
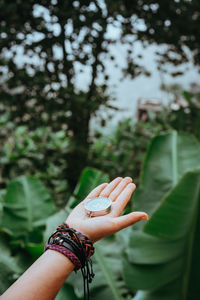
top-left (44, 222), bottom-right (95, 300)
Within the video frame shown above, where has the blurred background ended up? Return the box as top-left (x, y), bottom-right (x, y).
top-left (0, 1), bottom-right (200, 299)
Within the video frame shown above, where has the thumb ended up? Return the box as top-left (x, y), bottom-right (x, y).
top-left (114, 211), bottom-right (148, 231)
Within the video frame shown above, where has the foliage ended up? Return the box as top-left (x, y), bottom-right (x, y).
top-left (1, 176), bottom-right (56, 236)
top-left (157, 87), bottom-right (200, 140)
top-left (120, 1), bottom-right (200, 76)
top-left (89, 85), bottom-right (200, 184)
top-left (0, 0), bottom-right (116, 188)
top-left (1, 132), bottom-right (200, 299)
top-left (123, 131), bottom-right (200, 300)
top-left (1, 85), bottom-right (199, 208)
top-left (1, 0), bottom-right (200, 188)
top-left (0, 124), bottom-right (70, 207)
top-left (89, 119), bottom-right (163, 184)
top-left (0, 167), bottom-right (131, 300)
top-left (133, 131), bottom-right (200, 218)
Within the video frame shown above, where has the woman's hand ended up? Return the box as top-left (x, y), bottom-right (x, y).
top-left (66, 177), bottom-right (148, 243)
top-left (1, 177), bottom-right (148, 300)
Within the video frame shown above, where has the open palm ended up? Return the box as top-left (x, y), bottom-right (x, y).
top-left (66, 177), bottom-right (148, 243)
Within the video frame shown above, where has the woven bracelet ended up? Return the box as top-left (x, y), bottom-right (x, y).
top-left (44, 243), bottom-right (82, 270)
top-left (44, 222), bottom-right (95, 300)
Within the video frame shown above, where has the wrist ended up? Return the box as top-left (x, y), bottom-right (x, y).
top-left (44, 248), bottom-right (75, 273)
top-left (65, 219), bottom-right (93, 243)
top-left (45, 222), bottom-right (95, 300)
top-left (45, 222), bottom-right (95, 268)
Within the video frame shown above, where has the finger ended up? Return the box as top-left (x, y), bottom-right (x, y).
top-left (113, 211), bottom-right (148, 231)
top-left (109, 177), bottom-right (133, 201)
top-left (84, 183), bottom-right (108, 202)
top-left (99, 177), bottom-right (123, 198)
top-left (111, 183), bottom-right (136, 216)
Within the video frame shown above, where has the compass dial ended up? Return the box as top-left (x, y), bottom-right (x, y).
top-left (85, 197), bottom-right (112, 216)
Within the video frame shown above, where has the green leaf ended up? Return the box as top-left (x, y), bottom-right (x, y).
top-left (126, 231), bottom-right (185, 264)
top-left (25, 243), bottom-right (45, 260)
top-left (55, 283), bottom-right (81, 300)
top-left (133, 131), bottom-right (200, 219)
top-left (123, 253), bottom-right (182, 291)
top-left (132, 280), bottom-right (180, 300)
top-left (0, 234), bottom-right (22, 294)
top-left (0, 190), bottom-right (5, 220)
top-left (127, 169), bottom-right (200, 298)
top-left (144, 169), bottom-right (200, 239)
top-left (44, 209), bottom-right (67, 242)
top-left (123, 132), bottom-right (200, 300)
top-left (93, 239), bottom-right (128, 300)
top-left (1, 176), bottom-right (56, 236)
top-left (0, 236), bottom-right (22, 274)
top-left (68, 237), bottom-right (128, 300)
top-left (67, 167), bottom-right (109, 209)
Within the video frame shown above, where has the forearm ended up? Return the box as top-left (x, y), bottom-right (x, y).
top-left (1, 250), bottom-right (74, 300)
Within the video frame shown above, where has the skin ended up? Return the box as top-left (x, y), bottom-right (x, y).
top-left (1, 177), bottom-right (148, 300)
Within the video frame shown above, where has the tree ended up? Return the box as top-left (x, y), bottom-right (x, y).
top-left (0, 0), bottom-right (200, 189)
top-left (0, 0), bottom-right (115, 188)
top-left (121, 0), bottom-right (200, 77)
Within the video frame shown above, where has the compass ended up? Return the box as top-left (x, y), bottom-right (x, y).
top-left (85, 197), bottom-right (112, 217)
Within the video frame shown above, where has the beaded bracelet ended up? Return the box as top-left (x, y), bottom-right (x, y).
top-left (44, 222), bottom-right (95, 300)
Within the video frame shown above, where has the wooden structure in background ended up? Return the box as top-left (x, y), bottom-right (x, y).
top-left (137, 99), bottom-right (162, 122)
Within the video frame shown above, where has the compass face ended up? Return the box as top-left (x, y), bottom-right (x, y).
top-left (85, 197), bottom-right (111, 212)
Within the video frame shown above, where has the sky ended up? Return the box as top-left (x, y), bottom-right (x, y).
top-left (108, 43), bottom-right (199, 118)
top-left (84, 41), bottom-right (200, 131)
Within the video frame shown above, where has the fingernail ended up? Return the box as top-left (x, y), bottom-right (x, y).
top-left (140, 215), bottom-right (148, 221)
top-left (124, 177), bottom-right (133, 182)
top-left (128, 183), bottom-right (136, 189)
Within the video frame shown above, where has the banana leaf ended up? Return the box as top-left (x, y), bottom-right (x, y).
top-left (0, 235), bottom-right (23, 294)
top-left (124, 169), bottom-right (200, 300)
top-left (68, 237), bottom-right (129, 300)
top-left (133, 131), bottom-right (200, 219)
top-left (55, 283), bottom-right (81, 300)
top-left (0, 176), bottom-right (56, 236)
top-left (123, 131), bottom-right (200, 300)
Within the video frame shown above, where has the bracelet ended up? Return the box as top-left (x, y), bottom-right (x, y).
top-left (44, 222), bottom-right (95, 300)
top-left (44, 243), bottom-right (82, 270)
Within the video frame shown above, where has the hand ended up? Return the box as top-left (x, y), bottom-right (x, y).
top-left (66, 177), bottom-right (148, 243)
